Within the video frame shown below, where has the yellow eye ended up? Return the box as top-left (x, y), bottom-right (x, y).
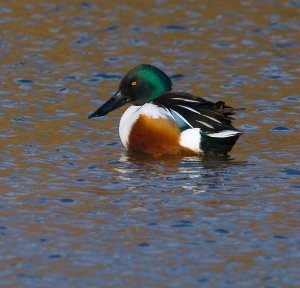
top-left (131, 81), bottom-right (137, 86)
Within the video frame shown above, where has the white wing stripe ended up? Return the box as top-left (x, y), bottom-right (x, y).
top-left (201, 114), bottom-right (222, 124)
top-left (170, 109), bottom-right (193, 128)
top-left (171, 98), bottom-right (200, 103)
top-left (196, 120), bottom-right (214, 129)
top-left (176, 105), bottom-right (201, 115)
top-left (175, 105), bottom-right (222, 124)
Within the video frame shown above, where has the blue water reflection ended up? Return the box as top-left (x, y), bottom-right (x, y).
top-left (0, 0), bottom-right (299, 287)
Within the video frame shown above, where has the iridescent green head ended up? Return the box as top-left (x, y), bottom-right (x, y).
top-left (88, 64), bottom-right (172, 118)
top-left (119, 64), bottom-right (172, 105)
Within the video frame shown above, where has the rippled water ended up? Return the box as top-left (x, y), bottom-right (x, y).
top-left (1, 1), bottom-right (299, 287)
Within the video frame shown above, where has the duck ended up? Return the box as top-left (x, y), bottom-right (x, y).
top-left (88, 64), bottom-right (243, 156)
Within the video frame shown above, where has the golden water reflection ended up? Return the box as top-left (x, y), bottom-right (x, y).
top-left (1, 1), bottom-right (299, 287)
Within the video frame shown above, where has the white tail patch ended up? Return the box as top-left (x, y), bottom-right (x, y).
top-left (179, 128), bottom-right (202, 153)
top-left (208, 130), bottom-right (241, 138)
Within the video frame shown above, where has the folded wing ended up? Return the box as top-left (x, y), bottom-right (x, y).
top-left (154, 92), bottom-right (243, 133)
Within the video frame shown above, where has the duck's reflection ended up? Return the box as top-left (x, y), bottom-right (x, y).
top-left (114, 152), bottom-right (241, 186)
top-left (119, 151), bottom-right (236, 170)
top-left (110, 153), bottom-right (235, 196)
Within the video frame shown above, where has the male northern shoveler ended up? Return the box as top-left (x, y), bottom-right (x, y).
top-left (89, 64), bottom-right (243, 156)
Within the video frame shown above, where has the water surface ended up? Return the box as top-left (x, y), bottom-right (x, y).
top-left (1, 1), bottom-right (299, 287)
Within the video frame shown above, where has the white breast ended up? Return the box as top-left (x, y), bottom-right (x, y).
top-left (119, 103), bottom-right (170, 148)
